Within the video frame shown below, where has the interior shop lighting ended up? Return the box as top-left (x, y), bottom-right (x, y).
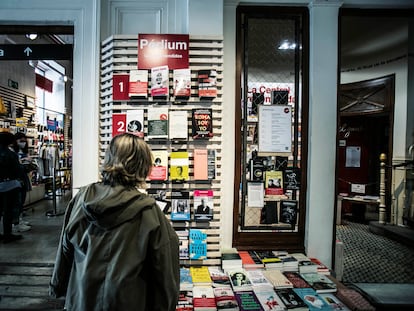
top-left (26, 33), bottom-right (38, 40)
top-left (278, 40), bottom-right (296, 50)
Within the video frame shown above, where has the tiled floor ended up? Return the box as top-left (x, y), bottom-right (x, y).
top-left (336, 220), bottom-right (414, 284)
top-left (1, 194), bottom-right (414, 310)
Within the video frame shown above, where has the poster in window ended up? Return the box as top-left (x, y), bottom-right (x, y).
top-left (258, 105), bottom-right (292, 154)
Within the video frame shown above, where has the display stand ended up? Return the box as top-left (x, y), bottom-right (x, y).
top-left (100, 35), bottom-right (223, 266)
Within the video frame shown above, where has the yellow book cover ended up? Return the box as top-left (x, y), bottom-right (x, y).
top-left (170, 151), bottom-right (189, 181)
top-left (265, 170), bottom-right (283, 195)
top-left (189, 266), bottom-right (212, 285)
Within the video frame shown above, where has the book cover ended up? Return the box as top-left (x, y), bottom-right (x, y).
top-left (171, 190), bottom-right (191, 221)
top-left (190, 266), bottom-right (212, 285)
top-left (213, 286), bottom-right (239, 310)
top-left (169, 110), bottom-right (188, 140)
top-left (198, 69), bottom-right (217, 98)
top-left (245, 270), bottom-right (273, 290)
top-left (309, 258), bottom-right (330, 275)
top-left (265, 171), bottom-right (283, 195)
top-left (283, 272), bottom-right (311, 289)
top-left (299, 273), bottom-right (337, 293)
top-left (189, 229), bottom-right (208, 260)
top-left (260, 201), bottom-right (278, 224)
top-left (238, 251), bottom-right (257, 270)
top-left (177, 290), bottom-right (194, 311)
top-left (180, 266), bottom-right (194, 290)
top-left (283, 167), bottom-right (301, 191)
top-left (253, 288), bottom-right (286, 311)
top-left (147, 107), bottom-right (168, 139)
top-left (228, 270), bottom-right (253, 292)
top-left (170, 151), bottom-right (189, 181)
top-left (208, 266), bottom-right (232, 288)
top-left (194, 189), bottom-right (214, 222)
top-left (193, 285), bottom-right (217, 310)
top-left (193, 149), bottom-right (209, 180)
top-left (174, 68), bottom-right (191, 98)
top-left (150, 65), bottom-right (169, 98)
top-left (192, 108), bottom-right (213, 139)
top-left (177, 230), bottom-right (190, 260)
top-left (261, 270), bottom-right (293, 289)
top-left (234, 291), bottom-right (263, 311)
top-left (148, 149), bottom-right (168, 181)
top-left (249, 157), bottom-right (265, 181)
top-left (208, 149), bottom-right (216, 180)
top-left (319, 293), bottom-right (350, 311)
top-left (221, 250), bottom-right (243, 272)
top-left (254, 251), bottom-right (282, 265)
top-left (275, 288), bottom-right (307, 310)
top-left (126, 109), bottom-right (144, 137)
top-left (279, 200), bottom-right (298, 226)
top-left (128, 69), bottom-right (148, 98)
top-left (293, 288), bottom-right (331, 311)
top-left (146, 188), bottom-right (169, 213)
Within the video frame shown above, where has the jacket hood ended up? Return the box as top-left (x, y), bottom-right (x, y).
top-left (79, 183), bottom-right (155, 230)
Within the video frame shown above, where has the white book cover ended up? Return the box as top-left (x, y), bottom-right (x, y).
top-left (126, 109), bottom-right (144, 137)
top-left (253, 288), bottom-right (286, 311)
top-left (128, 69), bottom-right (148, 97)
top-left (194, 190), bottom-right (214, 222)
top-left (147, 107), bottom-right (168, 139)
top-left (151, 65), bottom-right (169, 98)
top-left (148, 150), bottom-right (168, 181)
top-left (169, 110), bottom-right (188, 140)
top-left (173, 68), bottom-right (191, 97)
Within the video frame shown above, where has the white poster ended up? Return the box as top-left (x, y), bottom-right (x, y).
top-left (247, 182), bottom-right (264, 208)
top-left (258, 105), bottom-right (292, 154)
top-left (346, 146), bottom-right (361, 168)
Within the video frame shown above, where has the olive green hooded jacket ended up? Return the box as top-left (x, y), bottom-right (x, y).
top-left (50, 182), bottom-right (180, 311)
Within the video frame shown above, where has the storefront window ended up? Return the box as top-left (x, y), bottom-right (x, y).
top-left (233, 6), bottom-right (309, 251)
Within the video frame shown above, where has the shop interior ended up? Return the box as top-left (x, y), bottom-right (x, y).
top-left (0, 26), bottom-right (73, 214)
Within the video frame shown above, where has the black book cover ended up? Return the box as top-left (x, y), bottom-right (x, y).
top-left (249, 157), bottom-right (265, 181)
top-left (283, 167), bottom-right (301, 190)
top-left (260, 200), bottom-right (278, 224)
top-left (192, 108), bottom-right (213, 139)
top-left (279, 200), bottom-right (298, 225)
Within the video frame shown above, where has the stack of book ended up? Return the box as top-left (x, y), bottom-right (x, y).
top-left (180, 267), bottom-right (194, 291)
top-left (245, 269), bottom-right (274, 291)
top-left (193, 285), bottom-right (217, 311)
top-left (261, 269), bottom-right (294, 289)
top-left (275, 288), bottom-right (309, 310)
top-left (234, 291), bottom-right (263, 311)
top-left (177, 290), bottom-right (194, 311)
top-left (213, 286), bottom-right (239, 310)
top-left (208, 266), bottom-right (232, 288)
top-left (254, 250), bottom-right (283, 270)
top-left (283, 272), bottom-right (312, 289)
top-left (253, 287), bottom-right (286, 311)
top-left (279, 254), bottom-right (299, 272)
top-left (228, 270), bottom-right (253, 292)
top-left (299, 273), bottom-right (337, 294)
top-left (309, 258), bottom-right (330, 275)
top-left (221, 249), bottom-right (243, 273)
top-left (293, 287), bottom-right (332, 311)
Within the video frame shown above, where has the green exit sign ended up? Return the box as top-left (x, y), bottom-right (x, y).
top-left (8, 79), bottom-right (18, 89)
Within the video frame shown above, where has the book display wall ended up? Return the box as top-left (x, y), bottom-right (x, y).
top-left (99, 35), bottom-right (223, 266)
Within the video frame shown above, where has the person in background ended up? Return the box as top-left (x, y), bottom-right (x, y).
top-left (0, 129), bottom-right (23, 243)
top-left (12, 132), bottom-right (33, 232)
top-left (50, 133), bottom-right (180, 311)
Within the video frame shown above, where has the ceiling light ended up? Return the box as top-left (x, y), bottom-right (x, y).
top-left (278, 41), bottom-right (297, 50)
top-left (26, 33), bottom-right (38, 40)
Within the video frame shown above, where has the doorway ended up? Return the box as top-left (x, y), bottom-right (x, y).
top-left (0, 25), bottom-right (73, 215)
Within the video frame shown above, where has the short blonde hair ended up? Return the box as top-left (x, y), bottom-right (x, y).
top-left (101, 133), bottom-right (153, 187)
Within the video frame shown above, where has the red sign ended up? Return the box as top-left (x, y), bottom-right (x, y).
top-left (138, 34), bottom-right (189, 69)
top-left (36, 73), bottom-right (53, 93)
top-left (112, 114), bottom-right (127, 137)
top-left (112, 74), bottom-right (130, 100)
